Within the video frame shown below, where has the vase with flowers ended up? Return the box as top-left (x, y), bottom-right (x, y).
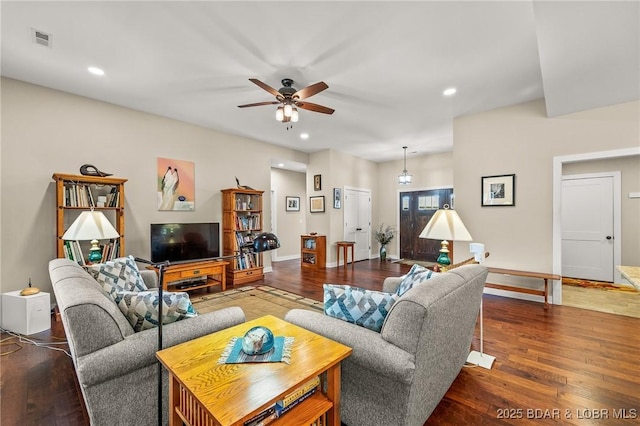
top-left (373, 224), bottom-right (395, 261)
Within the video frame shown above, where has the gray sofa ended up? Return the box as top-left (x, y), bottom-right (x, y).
top-left (49, 258), bottom-right (246, 426)
top-left (285, 264), bottom-right (488, 426)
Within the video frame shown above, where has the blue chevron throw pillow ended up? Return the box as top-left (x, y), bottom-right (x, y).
top-left (323, 284), bottom-right (398, 332)
top-left (395, 264), bottom-right (439, 297)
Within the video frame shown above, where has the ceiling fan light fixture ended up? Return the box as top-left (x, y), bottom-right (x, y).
top-left (284, 103), bottom-right (293, 118)
top-left (398, 146), bottom-right (412, 185)
top-left (291, 108), bottom-right (299, 122)
top-left (275, 106), bottom-right (284, 121)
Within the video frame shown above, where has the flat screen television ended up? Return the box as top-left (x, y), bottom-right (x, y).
top-left (150, 222), bottom-right (220, 263)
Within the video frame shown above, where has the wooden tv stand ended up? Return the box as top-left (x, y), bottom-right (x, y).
top-left (148, 260), bottom-right (228, 292)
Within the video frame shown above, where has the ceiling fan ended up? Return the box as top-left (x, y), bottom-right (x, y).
top-left (238, 78), bottom-right (335, 123)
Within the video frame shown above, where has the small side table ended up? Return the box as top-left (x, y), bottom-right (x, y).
top-left (2, 291), bottom-right (51, 335)
top-left (336, 241), bottom-right (356, 269)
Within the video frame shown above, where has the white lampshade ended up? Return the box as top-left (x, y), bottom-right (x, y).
top-left (419, 207), bottom-right (473, 242)
top-left (62, 211), bottom-right (120, 241)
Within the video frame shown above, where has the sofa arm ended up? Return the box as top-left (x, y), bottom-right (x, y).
top-left (382, 276), bottom-right (403, 293)
top-left (285, 309), bottom-right (414, 384)
top-left (77, 307), bottom-right (245, 386)
top-left (140, 269), bottom-right (159, 289)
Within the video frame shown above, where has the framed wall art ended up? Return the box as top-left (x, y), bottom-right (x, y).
top-left (481, 174), bottom-right (515, 207)
top-left (285, 196), bottom-right (300, 212)
top-left (310, 196), bottom-right (325, 213)
top-left (157, 157), bottom-right (195, 211)
top-left (313, 174), bottom-right (322, 191)
top-left (333, 188), bottom-right (341, 209)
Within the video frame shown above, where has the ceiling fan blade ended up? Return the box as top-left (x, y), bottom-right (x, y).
top-left (249, 78), bottom-right (282, 99)
top-left (238, 101), bottom-right (280, 108)
top-left (293, 82), bottom-right (329, 100)
top-left (295, 101), bottom-right (335, 115)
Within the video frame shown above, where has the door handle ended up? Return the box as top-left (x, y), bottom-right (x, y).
top-left (356, 228), bottom-right (362, 231)
top-left (606, 236), bottom-right (613, 240)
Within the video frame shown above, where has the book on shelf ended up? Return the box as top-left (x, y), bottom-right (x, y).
top-left (243, 406), bottom-right (276, 426)
top-left (274, 376), bottom-right (320, 418)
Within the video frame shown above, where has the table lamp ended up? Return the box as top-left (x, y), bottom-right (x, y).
top-left (418, 204), bottom-right (472, 271)
top-left (62, 210), bottom-right (120, 263)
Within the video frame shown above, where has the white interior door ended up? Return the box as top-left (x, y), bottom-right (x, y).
top-left (344, 188), bottom-right (371, 261)
top-left (562, 175), bottom-right (614, 281)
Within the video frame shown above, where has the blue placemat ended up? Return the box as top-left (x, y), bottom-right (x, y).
top-left (217, 336), bottom-right (294, 364)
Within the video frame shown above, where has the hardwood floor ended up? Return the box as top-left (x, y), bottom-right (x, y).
top-left (2, 259), bottom-right (639, 425)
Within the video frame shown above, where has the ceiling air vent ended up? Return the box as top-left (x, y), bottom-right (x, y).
top-left (31, 28), bottom-right (52, 48)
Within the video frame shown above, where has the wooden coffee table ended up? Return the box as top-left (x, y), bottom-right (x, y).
top-left (156, 315), bottom-right (352, 426)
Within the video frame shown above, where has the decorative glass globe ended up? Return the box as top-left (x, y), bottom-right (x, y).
top-left (241, 326), bottom-right (275, 355)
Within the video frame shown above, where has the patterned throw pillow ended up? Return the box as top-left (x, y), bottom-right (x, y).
top-left (114, 290), bottom-right (198, 332)
top-left (395, 264), bottom-right (439, 297)
top-left (88, 255), bottom-right (148, 300)
top-left (324, 284), bottom-right (398, 332)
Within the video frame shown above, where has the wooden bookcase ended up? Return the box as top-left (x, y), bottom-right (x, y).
top-left (52, 173), bottom-right (126, 262)
top-left (301, 235), bottom-right (326, 269)
top-left (221, 188), bottom-right (264, 285)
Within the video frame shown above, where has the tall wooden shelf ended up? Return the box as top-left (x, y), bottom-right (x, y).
top-left (301, 235), bottom-right (326, 269)
top-left (52, 173), bottom-right (127, 261)
top-left (221, 188), bottom-right (264, 285)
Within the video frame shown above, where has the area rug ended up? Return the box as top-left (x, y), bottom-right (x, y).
top-left (562, 277), bottom-right (639, 293)
top-left (190, 286), bottom-right (324, 321)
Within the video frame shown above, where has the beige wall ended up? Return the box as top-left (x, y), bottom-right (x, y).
top-left (0, 77), bottom-right (309, 296)
top-left (453, 99), bottom-right (639, 301)
top-left (270, 168), bottom-right (307, 260)
top-left (563, 156), bottom-right (640, 265)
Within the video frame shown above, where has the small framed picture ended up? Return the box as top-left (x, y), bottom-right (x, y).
top-left (310, 196), bottom-right (325, 213)
top-left (482, 174), bottom-right (515, 207)
top-left (313, 174), bottom-right (322, 191)
top-left (333, 188), bottom-right (341, 209)
top-left (285, 196), bottom-right (300, 212)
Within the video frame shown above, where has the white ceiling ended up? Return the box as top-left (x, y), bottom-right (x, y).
top-left (2, 1), bottom-right (638, 166)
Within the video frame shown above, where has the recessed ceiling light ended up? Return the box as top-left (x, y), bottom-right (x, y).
top-left (88, 66), bottom-right (105, 76)
top-left (443, 87), bottom-right (457, 96)
top-left (300, 133), bottom-right (309, 140)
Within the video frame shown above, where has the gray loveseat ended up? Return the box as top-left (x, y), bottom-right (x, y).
top-left (49, 258), bottom-right (246, 426)
top-left (285, 264), bottom-right (488, 426)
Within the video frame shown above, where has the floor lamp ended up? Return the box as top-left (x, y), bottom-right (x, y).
top-left (135, 231), bottom-right (281, 426)
top-left (465, 243), bottom-right (496, 369)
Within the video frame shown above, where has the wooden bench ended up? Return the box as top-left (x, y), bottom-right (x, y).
top-left (486, 267), bottom-right (562, 309)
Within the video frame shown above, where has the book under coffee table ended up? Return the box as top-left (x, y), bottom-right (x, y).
top-left (156, 315), bottom-right (352, 426)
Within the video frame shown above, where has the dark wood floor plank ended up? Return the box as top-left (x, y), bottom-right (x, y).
top-left (1, 259), bottom-right (638, 426)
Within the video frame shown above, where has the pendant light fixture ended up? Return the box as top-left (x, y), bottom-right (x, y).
top-left (398, 146), bottom-right (412, 184)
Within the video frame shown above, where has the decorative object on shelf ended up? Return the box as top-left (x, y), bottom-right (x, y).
top-left (481, 174), bottom-right (515, 206)
top-left (218, 334), bottom-right (295, 364)
top-left (398, 146), bottom-right (412, 185)
top-left (313, 174), bottom-right (322, 191)
top-left (62, 210), bottom-right (120, 263)
top-left (285, 196), bottom-right (300, 211)
top-left (19, 277), bottom-right (41, 296)
top-left (309, 196), bottom-right (325, 213)
top-left (373, 224), bottom-right (395, 261)
top-left (80, 164), bottom-right (112, 177)
top-left (333, 188), bottom-right (342, 209)
top-left (252, 232), bottom-right (281, 252)
top-left (419, 204), bottom-right (473, 271)
top-left (235, 176), bottom-right (254, 190)
top-left (157, 157), bottom-right (195, 211)
top-left (241, 326), bottom-right (275, 355)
